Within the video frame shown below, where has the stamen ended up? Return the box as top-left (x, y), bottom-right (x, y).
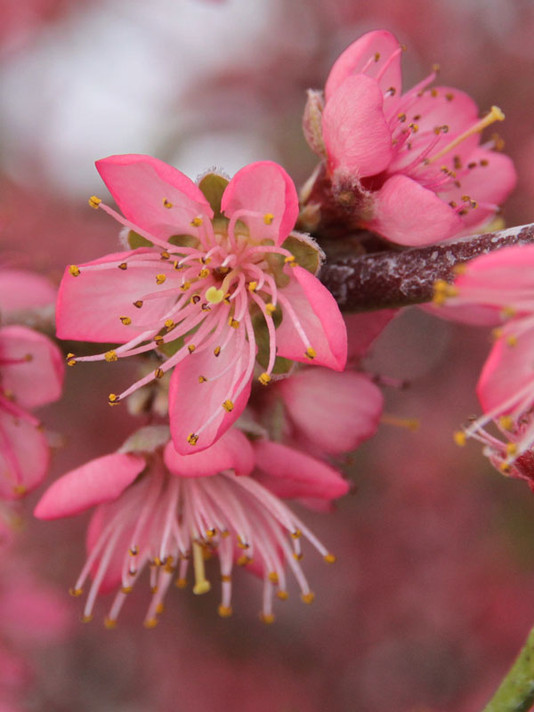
top-left (428, 106), bottom-right (505, 164)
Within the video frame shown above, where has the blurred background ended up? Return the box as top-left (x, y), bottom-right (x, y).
top-left (2, 1), bottom-right (534, 710)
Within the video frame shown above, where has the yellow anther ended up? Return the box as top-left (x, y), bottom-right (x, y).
top-left (284, 255), bottom-right (297, 266)
top-left (81, 614), bottom-right (93, 623)
top-left (258, 372), bottom-right (271, 386)
top-left (191, 217), bottom-right (203, 227)
top-left (206, 528), bottom-right (217, 539)
top-left (452, 263), bottom-right (467, 275)
top-left (187, 433), bottom-right (199, 446)
top-left (218, 604), bottom-right (233, 618)
top-left (180, 281), bottom-right (192, 292)
top-left (260, 613), bottom-right (275, 624)
top-left (248, 281), bottom-right (258, 292)
top-left (155, 603), bottom-right (165, 615)
top-left (118, 262), bottom-right (128, 270)
top-left (237, 555), bottom-right (252, 566)
top-left (205, 286), bottom-right (224, 304)
top-left (265, 302), bottom-right (276, 314)
top-left (88, 195), bottom-right (102, 209)
top-left (214, 346), bottom-right (221, 357)
top-left (268, 572), bottom-right (279, 584)
top-left (453, 430), bottom-right (467, 447)
top-left (154, 368), bottom-right (164, 379)
top-left (69, 587), bottom-right (83, 597)
top-left (263, 213), bottom-right (274, 225)
top-left (69, 265), bottom-right (80, 277)
top-left (104, 617), bottom-right (117, 629)
top-left (291, 529), bottom-right (302, 539)
top-left (120, 586), bottom-right (133, 594)
top-left (66, 353), bottom-right (76, 367)
top-left (13, 485), bottom-right (26, 497)
top-left (293, 552), bottom-right (303, 561)
top-left (374, 52), bottom-right (380, 61)
top-left (164, 319), bottom-right (175, 331)
top-left (154, 335), bottom-right (165, 345)
top-left (301, 592), bottom-right (315, 604)
top-left (155, 273), bottom-right (166, 285)
top-left (105, 350), bottom-right (118, 362)
top-left (198, 375), bottom-right (207, 383)
top-left (499, 461), bottom-right (511, 475)
top-left (192, 541), bottom-right (211, 595)
top-left (324, 553), bottom-right (337, 564)
top-left (198, 268), bottom-right (210, 279)
top-left (162, 198), bottom-right (173, 209)
top-left (237, 538), bottom-right (250, 550)
top-left (175, 578), bottom-right (187, 589)
top-left (507, 335), bottom-right (518, 347)
top-left (228, 317), bottom-right (240, 329)
top-left (501, 305), bottom-right (517, 319)
top-left (143, 618), bottom-right (159, 629)
top-left (492, 327), bottom-right (503, 340)
top-left (187, 344), bottom-right (196, 354)
top-left (499, 415), bottom-right (514, 431)
top-left (129, 546), bottom-right (138, 556)
top-left (506, 442), bottom-right (518, 456)
top-left (220, 574), bottom-right (231, 582)
top-left (276, 590), bottom-right (289, 601)
top-left (222, 400), bottom-right (234, 412)
top-left (305, 347), bottom-right (316, 360)
top-left (133, 300), bottom-right (143, 309)
top-left (108, 393), bottom-right (120, 406)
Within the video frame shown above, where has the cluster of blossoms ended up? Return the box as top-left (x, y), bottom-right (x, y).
top-left (19, 29), bottom-right (516, 629)
top-left (300, 30), bottom-right (516, 246)
top-left (434, 245), bottom-right (534, 485)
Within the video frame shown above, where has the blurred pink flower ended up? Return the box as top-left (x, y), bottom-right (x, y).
top-left (303, 30), bottom-right (516, 246)
top-left (58, 155), bottom-right (347, 454)
top-left (35, 425), bottom-right (348, 626)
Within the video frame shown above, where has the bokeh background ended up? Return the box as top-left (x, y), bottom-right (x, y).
top-left (2, 1), bottom-right (534, 710)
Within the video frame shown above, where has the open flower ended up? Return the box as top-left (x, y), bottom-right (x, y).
top-left (302, 30), bottom-right (516, 246)
top-left (438, 245), bottom-right (534, 476)
top-left (35, 426), bottom-right (348, 626)
top-left (58, 155), bottom-right (347, 454)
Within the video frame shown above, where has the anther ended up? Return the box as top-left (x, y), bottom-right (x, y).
top-left (260, 613), bottom-right (275, 624)
top-left (291, 529), bottom-right (302, 539)
top-left (453, 430), bottom-right (466, 447)
top-left (222, 400), bottom-right (234, 412)
top-left (228, 317), bottom-right (240, 329)
top-left (155, 274), bottom-right (166, 285)
top-left (108, 393), bottom-right (120, 406)
top-left (162, 198), bottom-right (173, 209)
top-left (324, 553), bottom-right (337, 564)
top-left (69, 587), bottom-right (83, 597)
top-left (187, 344), bottom-right (196, 354)
top-left (214, 346), bottom-right (221, 357)
top-left (258, 372), bottom-right (271, 386)
top-left (187, 433), bottom-right (199, 446)
top-left (154, 368), bottom-right (164, 379)
top-left (263, 213), bottom-right (274, 225)
top-left (66, 353), bottom-right (76, 367)
top-left (301, 592), bottom-right (315, 604)
top-left (268, 572), bottom-right (279, 584)
top-left (81, 614), bottom-right (93, 623)
top-left (499, 415), bottom-right (514, 431)
top-left (198, 375), bottom-right (207, 383)
top-left (69, 265), bottom-right (80, 277)
top-left (198, 268), bottom-right (210, 279)
top-left (154, 335), bottom-right (164, 345)
top-left (248, 281), bottom-right (258, 292)
top-left (277, 590), bottom-right (289, 601)
top-left (118, 262), bottom-right (128, 270)
top-left (160, 251), bottom-right (170, 260)
top-left (284, 255), bottom-right (297, 267)
top-left (88, 196), bottom-right (102, 209)
top-left (191, 217), bottom-right (203, 227)
top-left (218, 605), bottom-right (233, 618)
top-left (105, 350), bottom-right (118, 362)
top-left (104, 617), bottom-right (117, 629)
top-left (265, 303), bottom-right (276, 314)
top-left (374, 52), bottom-right (380, 61)
top-left (305, 347), bottom-right (316, 360)
top-left (120, 316), bottom-right (132, 326)
top-left (237, 555), bottom-right (251, 566)
top-left (143, 618), bottom-right (159, 629)
top-left (175, 578), bottom-right (187, 589)
top-left (180, 281), bottom-right (192, 292)
top-left (133, 300), bottom-right (143, 309)
top-left (164, 319), bottom-right (175, 331)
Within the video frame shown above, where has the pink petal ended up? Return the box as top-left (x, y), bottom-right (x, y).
top-left (253, 440), bottom-right (349, 500)
top-left (369, 174), bottom-right (463, 246)
top-left (0, 269), bottom-right (56, 314)
top-left (221, 161), bottom-right (299, 245)
top-left (278, 369), bottom-right (383, 454)
top-left (323, 74), bottom-right (393, 177)
top-left (455, 244), bottom-right (534, 293)
top-left (34, 453), bottom-right (146, 520)
top-left (344, 310), bottom-right (397, 360)
top-left (437, 148), bottom-right (517, 230)
top-left (164, 428), bottom-right (254, 478)
top-left (168, 330), bottom-right (253, 455)
top-left (325, 30), bottom-right (402, 100)
top-left (275, 265), bottom-right (347, 371)
top-left (0, 408), bottom-right (49, 500)
top-left (56, 249), bottom-right (179, 343)
top-left (0, 326), bottom-right (64, 409)
top-left (96, 154), bottom-right (213, 242)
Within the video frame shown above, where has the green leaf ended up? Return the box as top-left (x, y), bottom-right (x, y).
top-left (198, 173), bottom-right (229, 218)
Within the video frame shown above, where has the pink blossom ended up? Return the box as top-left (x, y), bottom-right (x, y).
top-left (58, 155), bottom-right (347, 454)
top-left (35, 425), bottom-right (348, 626)
top-left (439, 245), bottom-right (534, 475)
top-left (302, 30), bottom-right (516, 246)
top-left (0, 325), bottom-right (63, 499)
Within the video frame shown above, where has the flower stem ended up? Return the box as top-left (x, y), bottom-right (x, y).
top-left (319, 223), bottom-right (534, 312)
top-left (483, 627), bottom-right (534, 712)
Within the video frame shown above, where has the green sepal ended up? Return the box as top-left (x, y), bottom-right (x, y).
top-left (198, 173), bottom-right (229, 219)
top-left (281, 232), bottom-right (324, 275)
top-left (167, 234), bottom-right (199, 249)
top-left (127, 230), bottom-right (153, 249)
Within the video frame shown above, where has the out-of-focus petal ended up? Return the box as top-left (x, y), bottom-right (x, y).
top-left (0, 270), bottom-right (56, 314)
top-left (0, 409), bottom-right (49, 500)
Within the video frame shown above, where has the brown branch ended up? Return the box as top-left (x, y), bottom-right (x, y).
top-left (319, 223), bottom-right (534, 312)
